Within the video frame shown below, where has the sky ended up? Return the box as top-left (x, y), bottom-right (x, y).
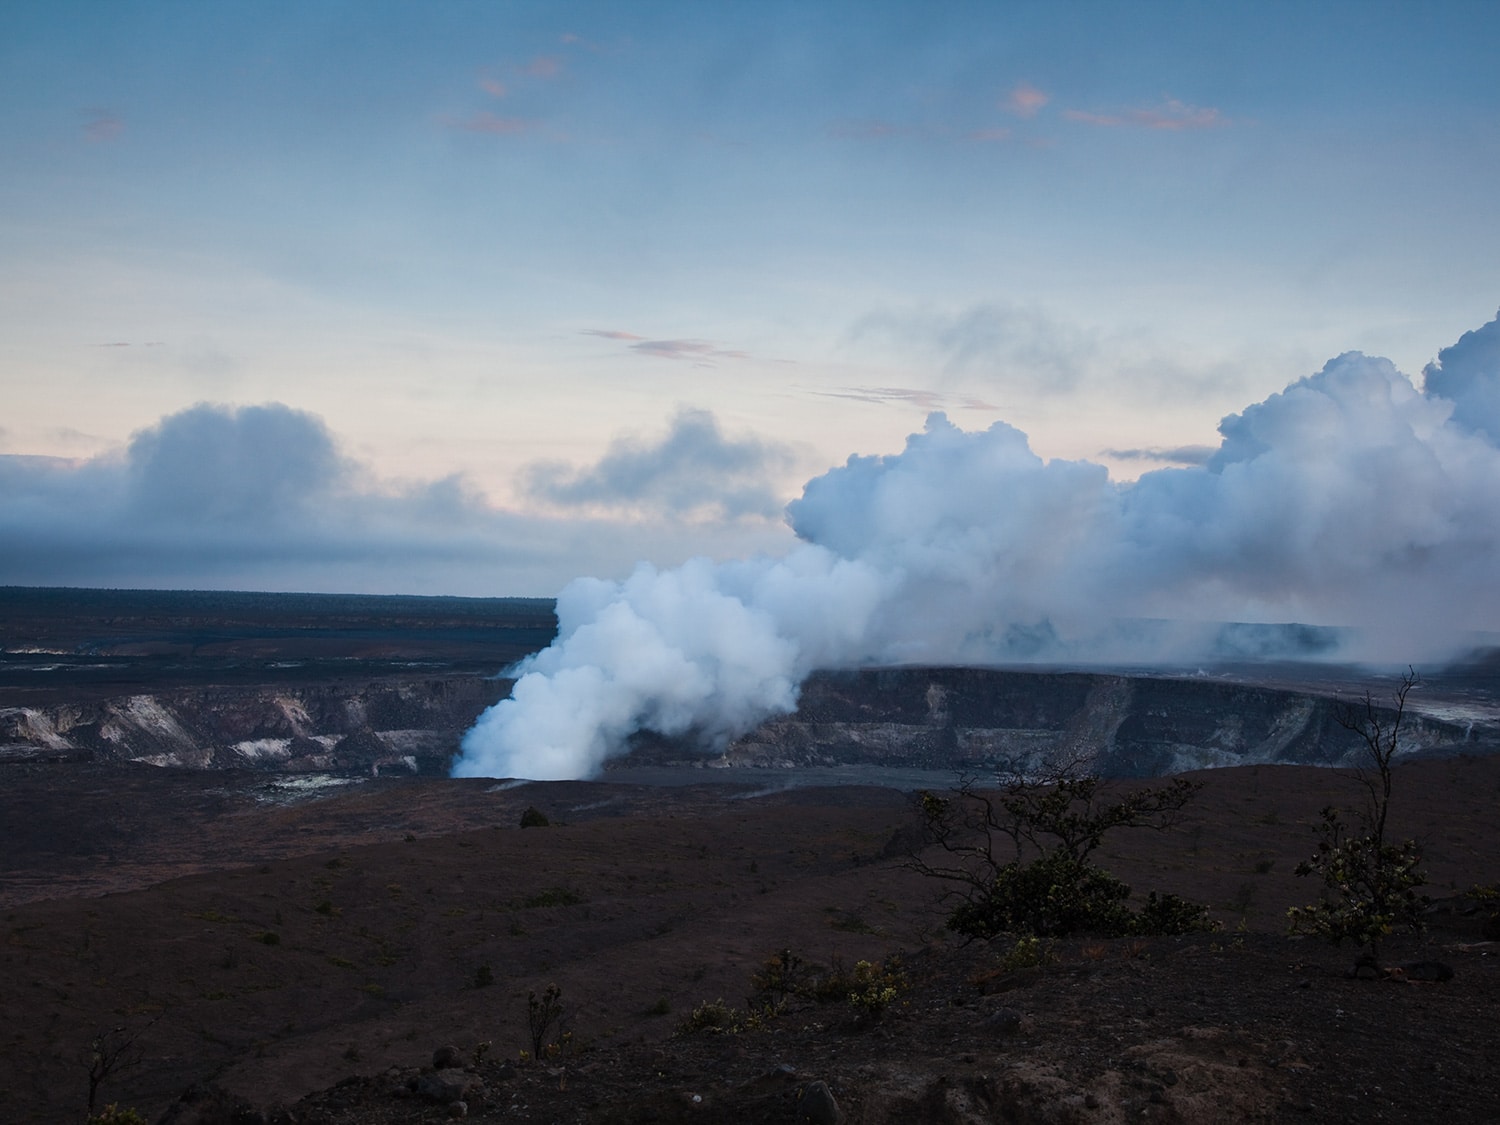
top-left (2, 1), bottom-right (1499, 598)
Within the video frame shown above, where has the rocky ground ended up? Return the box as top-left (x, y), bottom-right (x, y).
top-left (4, 755), bottom-right (1499, 1124)
top-left (5, 589), bottom-right (1498, 1123)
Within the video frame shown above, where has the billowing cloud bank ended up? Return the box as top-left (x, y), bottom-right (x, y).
top-left (0, 403), bottom-right (791, 596)
top-left (455, 313), bottom-right (1500, 781)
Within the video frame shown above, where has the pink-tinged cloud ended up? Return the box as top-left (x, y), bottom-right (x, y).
top-left (1064, 97), bottom-right (1226, 131)
top-left (581, 328), bottom-right (645, 341)
top-left (584, 330), bottom-right (752, 362)
top-left (559, 32), bottom-right (607, 52)
top-left (632, 339), bottom-right (749, 361)
top-left (524, 55), bottom-right (562, 78)
top-left (1005, 82), bottom-right (1049, 118)
top-left (813, 386), bottom-right (998, 411)
top-left (967, 127), bottom-right (1012, 143)
top-left (449, 111), bottom-right (531, 136)
top-left (82, 109), bottom-right (123, 142)
top-left (478, 73), bottom-right (508, 98)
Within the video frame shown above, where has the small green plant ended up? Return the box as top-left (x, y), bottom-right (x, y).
top-left (86, 1105), bottom-right (148, 1125)
top-left (256, 931), bottom-right (280, 946)
top-left (473, 963), bottom-right (495, 989)
top-left (845, 956), bottom-right (906, 1019)
top-left (678, 998), bottom-right (739, 1035)
top-left (520, 807), bottom-right (550, 828)
top-left (749, 948), bottom-right (805, 1008)
top-left (526, 984), bottom-right (564, 1057)
top-left (644, 996), bottom-right (671, 1017)
top-left (1135, 891), bottom-right (1218, 935)
top-left (998, 935), bottom-right (1057, 972)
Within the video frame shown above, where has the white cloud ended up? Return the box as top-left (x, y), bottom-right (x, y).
top-left (523, 407), bottom-right (796, 520)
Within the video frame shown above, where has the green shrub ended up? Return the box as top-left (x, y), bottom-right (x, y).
top-left (947, 852), bottom-right (1133, 939)
top-left (1134, 891), bottom-right (1220, 936)
top-left (1469, 883), bottom-right (1500, 940)
top-left (1289, 672), bottom-right (1428, 960)
top-left (998, 935), bottom-right (1057, 972)
top-left (519, 807), bottom-right (550, 828)
top-left (915, 774), bottom-right (1216, 940)
top-left (845, 956), bottom-right (906, 1019)
top-left (677, 998), bottom-right (738, 1035)
top-left (1288, 806), bottom-right (1426, 951)
top-left (749, 948), bottom-right (804, 1007)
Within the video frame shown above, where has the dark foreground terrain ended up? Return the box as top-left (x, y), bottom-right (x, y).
top-left (4, 588), bottom-right (1500, 1123)
top-left (3, 756), bottom-right (1500, 1124)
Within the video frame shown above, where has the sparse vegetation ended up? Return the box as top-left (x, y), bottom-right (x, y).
top-left (1468, 882), bottom-right (1500, 940)
top-left (677, 998), bottom-right (739, 1035)
top-left (844, 956), bottom-right (906, 1019)
top-left (86, 1105), bottom-right (147, 1125)
top-left (521, 887), bottom-right (584, 909)
top-left (749, 949), bottom-right (805, 1008)
top-left (81, 1024), bottom-right (146, 1118)
top-left (998, 935), bottom-right (1058, 972)
top-left (1289, 670), bottom-right (1428, 961)
top-left (520, 807), bottom-right (550, 828)
top-left (912, 768), bottom-right (1217, 939)
top-left (525, 983), bottom-right (565, 1058)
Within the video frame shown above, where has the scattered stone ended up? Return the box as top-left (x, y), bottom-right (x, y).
top-left (797, 1079), bottom-right (840, 1125)
top-left (433, 1045), bottom-right (462, 1069)
top-left (447, 1100), bottom-right (468, 1119)
top-left (415, 1069), bottom-right (474, 1105)
top-left (157, 1083), bottom-right (267, 1124)
top-left (1084, 1092), bottom-right (1102, 1109)
top-left (983, 1006), bottom-right (1023, 1037)
top-left (1395, 960), bottom-right (1455, 983)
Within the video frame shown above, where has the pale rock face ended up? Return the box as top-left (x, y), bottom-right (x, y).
top-left (0, 677), bottom-right (504, 772)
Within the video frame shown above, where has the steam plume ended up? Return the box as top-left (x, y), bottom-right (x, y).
top-left (454, 313), bottom-right (1500, 780)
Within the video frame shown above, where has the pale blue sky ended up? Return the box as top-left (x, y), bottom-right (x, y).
top-left (2, 1), bottom-right (1498, 594)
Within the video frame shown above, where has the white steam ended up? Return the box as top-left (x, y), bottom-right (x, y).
top-left (454, 314), bottom-right (1500, 780)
